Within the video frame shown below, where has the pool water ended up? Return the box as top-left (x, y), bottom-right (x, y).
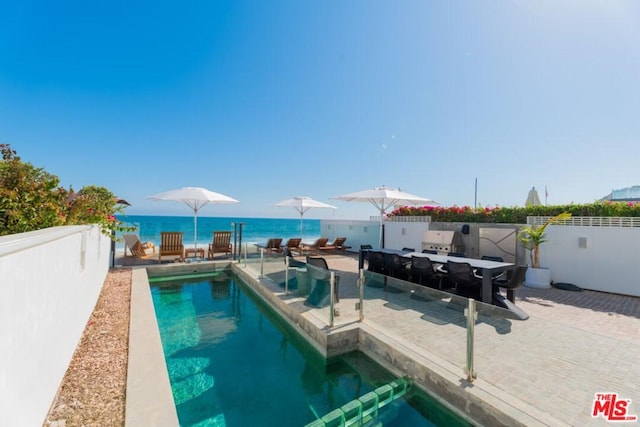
top-left (150, 271), bottom-right (471, 427)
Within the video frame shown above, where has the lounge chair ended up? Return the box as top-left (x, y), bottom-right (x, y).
top-left (158, 232), bottom-right (184, 262)
top-left (208, 231), bottom-right (232, 259)
top-left (281, 238), bottom-right (302, 255)
top-left (123, 234), bottom-right (155, 259)
top-left (299, 237), bottom-right (329, 254)
top-left (319, 237), bottom-right (351, 253)
top-left (255, 238), bottom-right (283, 254)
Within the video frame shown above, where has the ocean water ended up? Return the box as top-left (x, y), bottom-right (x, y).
top-left (116, 215), bottom-right (320, 247)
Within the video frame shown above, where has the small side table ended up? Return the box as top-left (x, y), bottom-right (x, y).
top-left (184, 248), bottom-right (205, 259)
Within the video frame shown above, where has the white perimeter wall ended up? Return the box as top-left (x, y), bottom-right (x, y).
top-left (320, 219), bottom-right (430, 250)
top-left (542, 225), bottom-right (640, 297)
top-left (0, 225), bottom-right (111, 427)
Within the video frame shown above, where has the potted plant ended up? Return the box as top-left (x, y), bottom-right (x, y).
top-left (517, 212), bottom-right (571, 288)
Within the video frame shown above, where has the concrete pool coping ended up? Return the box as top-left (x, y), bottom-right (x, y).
top-left (125, 267), bottom-right (179, 427)
top-left (125, 260), bottom-right (558, 426)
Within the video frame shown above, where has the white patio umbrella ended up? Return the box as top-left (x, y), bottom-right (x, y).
top-left (148, 187), bottom-right (239, 253)
top-left (274, 196), bottom-right (337, 239)
top-left (525, 187), bottom-right (541, 207)
top-left (333, 186), bottom-right (438, 248)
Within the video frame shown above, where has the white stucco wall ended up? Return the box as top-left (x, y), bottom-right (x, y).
top-left (382, 222), bottom-right (431, 251)
top-left (541, 225), bottom-right (640, 297)
top-left (0, 225), bottom-right (111, 427)
top-left (320, 219), bottom-right (430, 251)
top-left (320, 220), bottom-right (381, 250)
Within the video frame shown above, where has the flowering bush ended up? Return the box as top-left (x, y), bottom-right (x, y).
top-left (388, 201), bottom-right (640, 223)
top-left (64, 186), bottom-right (135, 238)
top-left (0, 144), bottom-right (134, 239)
top-left (1, 144), bottom-right (67, 234)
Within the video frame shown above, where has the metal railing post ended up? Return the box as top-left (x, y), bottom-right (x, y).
top-left (231, 222), bottom-right (237, 260)
top-left (238, 222), bottom-right (244, 259)
top-left (465, 298), bottom-right (477, 382)
top-left (358, 268), bottom-right (365, 322)
top-left (284, 256), bottom-right (290, 295)
top-left (259, 248), bottom-right (264, 278)
top-left (243, 243), bottom-right (247, 267)
top-left (329, 271), bottom-right (336, 327)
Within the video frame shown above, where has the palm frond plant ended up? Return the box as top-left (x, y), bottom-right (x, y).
top-left (517, 212), bottom-right (571, 268)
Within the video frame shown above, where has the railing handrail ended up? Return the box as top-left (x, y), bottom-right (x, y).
top-left (527, 216), bottom-right (640, 227)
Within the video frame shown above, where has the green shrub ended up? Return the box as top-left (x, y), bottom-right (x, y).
top-left (0, 144), bottom-right (133, 238)
top-left (388, 202), bottom-right (640, 223)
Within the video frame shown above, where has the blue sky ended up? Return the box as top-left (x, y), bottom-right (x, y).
top-left (1, 1), bottom-right (639, 220)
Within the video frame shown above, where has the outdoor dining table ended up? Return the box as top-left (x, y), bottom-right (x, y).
top-left (404, 252), bottom-right (515, 304)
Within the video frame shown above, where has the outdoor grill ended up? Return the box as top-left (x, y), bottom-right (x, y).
top-left (421, 230), bottom-right (464, 255)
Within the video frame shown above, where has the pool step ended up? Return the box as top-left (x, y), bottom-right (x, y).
top-left (305, 377), bottom-right (411, 427)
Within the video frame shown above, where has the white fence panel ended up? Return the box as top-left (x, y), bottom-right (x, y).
top-left (541, 226), bottom-right (640, 297)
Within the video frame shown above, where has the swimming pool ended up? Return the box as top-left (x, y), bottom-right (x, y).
top-left (150, 271), bottom-right (471, 426)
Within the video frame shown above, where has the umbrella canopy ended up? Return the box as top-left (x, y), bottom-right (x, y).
top-left (333, 186), bottom-right (438, 248)
top-left (525, 187), bottom-right (541, 207)
top-left (274, 196), bottom-right (336, 239)
top-left (148, 187), bottom-right (239, 252)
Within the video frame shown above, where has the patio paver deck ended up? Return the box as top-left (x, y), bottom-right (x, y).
top-left (239, 253), bottom-right (640, 426)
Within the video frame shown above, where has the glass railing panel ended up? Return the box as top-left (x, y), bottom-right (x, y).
top-left (360, 270), bottom-right (482, 378)
top-left (238, 246), bottom-right (288, 285)
top-left (301, 262), bottom-right (339, 326)
top-left (240, 244), bottom-right (276, 263)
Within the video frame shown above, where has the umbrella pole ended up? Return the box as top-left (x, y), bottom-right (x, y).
top-left (377, 203), bottom-right (385, 249)
top-left (300, 212), bottom-right (304, 240)
top-left (193, 207), bottom-right (198, 254)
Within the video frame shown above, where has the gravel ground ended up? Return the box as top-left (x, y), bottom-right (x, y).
top-left (44, 268), bottom-right (131, 427)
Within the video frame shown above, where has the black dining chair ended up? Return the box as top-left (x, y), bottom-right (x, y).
top-left (435, 251), bottom-right (466, 275)
top-left (447, 261), bottom-right (482, 300)
top-left (420, 249), bottom-right (450, 287)
top-left (360, 244), bottom-right (373, 263)
top-left (447, 251), bottom-right (466, 258)
top-left (493, 265), bottom-right (527, 303)
top-left (383, 252), bottom-right (410, 281)
top-left (410, 256), bottom-right (442, 289)
top-left (475, 255), bottom-right (506, 280)
top-left (366, 251), bottom-right (386, 274)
